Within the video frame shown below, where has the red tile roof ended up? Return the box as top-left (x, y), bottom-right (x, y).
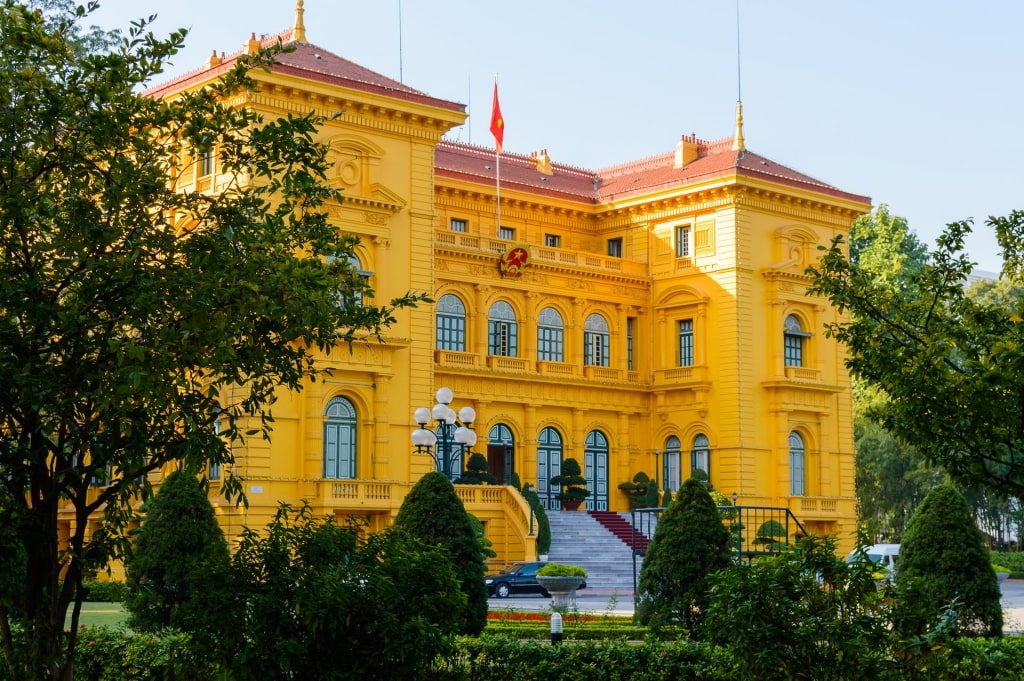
top-left (146, 29), bottom-right (464, 114)
top-left (436, 138), bottom-right (870, 206)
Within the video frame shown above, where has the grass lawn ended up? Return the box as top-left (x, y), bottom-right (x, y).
top-left (66, 602), bottom-right (127, 630)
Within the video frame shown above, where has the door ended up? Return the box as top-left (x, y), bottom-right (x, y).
top-left (584, 430), bottom-right (609, 511)
top-left (537, 427), bottom-right (562, 510)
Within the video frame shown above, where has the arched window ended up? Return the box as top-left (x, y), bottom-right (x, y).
top-left (663, 435), bottom-right (682, 492)
top-left (537, 427), bottom-right (563, 510)
top-left (537, 307), bottom-right (564, 362)
top-left (488, 301), bottom-right (518, 356)
top-left (329, 254), bottom-right (372, 309)
top-left (436, 294), bottom-right (466, 351)
top-left (584, 313), bottom-right (610, 367)
top-left (324, 397), bottom-right (357, 479)
top-left (584, 430), bottom-right (609, 510)
top-left (789, 431), bottom-right (805, 496)
top-left (488, 423), bottom-right (514, 484)
top-left (784, 315), bottom-right (810, 367)
top-left (691, 434), bottom-right (710, 482)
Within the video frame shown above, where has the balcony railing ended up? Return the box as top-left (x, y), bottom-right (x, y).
top-left (435, 230), bottom-right (648, 277)
top-left (486, 356), bottom-right (531, 372)
top-left (784, 366), bottom-right (821, 382)
top-left (652, 365), bottom-right (708, 386)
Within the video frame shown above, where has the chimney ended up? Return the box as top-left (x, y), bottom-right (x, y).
top-left (532, 149), bottom-right (553, 176)
top-left (674, 133), bottom-right (700, 168)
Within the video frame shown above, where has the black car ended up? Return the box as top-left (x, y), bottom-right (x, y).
top-left (485, 561), bottom-right (587, 598)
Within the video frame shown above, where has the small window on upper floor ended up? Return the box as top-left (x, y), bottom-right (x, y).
top-left (675, 224), bottom-right (691, 258)
top-left (450, 218), bottom-right (467, 232)
top-left (199, 150), bottom-right (215, 177)
top-left (498, 226), bottom-right (516, 241)
top-left (544, 234), bottom-right (560, 248)
top-left (784, 314), bottom-right (811, 367)
top-left (607, 238), bottom-right (623, 258)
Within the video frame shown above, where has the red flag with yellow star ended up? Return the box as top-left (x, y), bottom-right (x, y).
top-left (489, 80), bottom-right (504, 153)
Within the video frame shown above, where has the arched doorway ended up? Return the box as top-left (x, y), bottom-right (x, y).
top-left (584, 430), bottom-right (609, 511)
top-left (488, 423), bottom-right (514, 485)
top-left (537, 427), bottom-right (563, 510)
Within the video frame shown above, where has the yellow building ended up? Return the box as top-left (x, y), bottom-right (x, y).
top-left (118, 4), bottom-right (870, 563)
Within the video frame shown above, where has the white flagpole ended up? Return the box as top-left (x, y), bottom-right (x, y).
top-left (494, 74), bottom-right (501, 237)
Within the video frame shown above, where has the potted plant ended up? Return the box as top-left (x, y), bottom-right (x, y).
top-left (536, 562), bottom-right (587, 606)
top-left (617, 471), bottom-right (652, 509)
top-left (549, 457), bottom-right (590, 510)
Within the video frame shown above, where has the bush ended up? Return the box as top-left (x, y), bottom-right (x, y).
top-left (550, 457), bottom-right (590, 503)
top-left (82, 580), bottom-right (128, 603)
top-left (522, 484), bottom-right (551, 555)
top-left (618, 471), bottom-right (653, 509)
top-left (124, 470), bottom-right (231, 647)
top-left (636, 478), bottom-right (732, 633)
top-left (223, 502), bottom-right (465, 680)
top-left (395, 472), bottom-right (490, 636)
top-left (537, 563), bottom-right (587, 577)
top-left (456, 452), bottom-right (498, 485)
top-left (704, 535), bottom-right (892, 680)
top-left (898, 484), bottom-right (1002, 637)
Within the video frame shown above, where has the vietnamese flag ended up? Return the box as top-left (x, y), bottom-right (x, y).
top-left (489, 80), bottom-right (504, 153)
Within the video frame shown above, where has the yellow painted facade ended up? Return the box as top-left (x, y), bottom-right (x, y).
top-left (66, 7), bottom-right (870, 566)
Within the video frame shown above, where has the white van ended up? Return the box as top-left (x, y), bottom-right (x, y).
top-left (846, 543), bottom-right (900, 579)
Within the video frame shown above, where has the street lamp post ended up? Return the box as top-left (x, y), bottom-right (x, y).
top-left (410, 387), bottom-right (477, 480)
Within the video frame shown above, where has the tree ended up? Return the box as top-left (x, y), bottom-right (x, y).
top-left (704, 535), bottom-right (893, 680)
top-left (855, 413), bottom-right (943, 542)
top-left (809, 211), bottom-right (1024, 497)
top-left (123, 470), bottom-right (231, 644)
top-left (0, 5), bottom-right (426, 679)
top-left (549, 457), bottom-right (590, 506)
top-left (896, 484), bottom-right (1002, 637)
top-left (455, 452), bottom-right (497, 485)
top-left (847, 204), bottom-right (929, 291)
top-left (394, 472), bottom-right (489, 635)
top-left (635, 477), bottom-right (732, 633)
top-left (224, 503), bottom-right (464, 680)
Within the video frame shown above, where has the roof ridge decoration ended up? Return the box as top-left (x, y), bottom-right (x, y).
top-left (293, 0), bottom-right (307, 44)
top-left (437, 140), bottom-right (597, 178)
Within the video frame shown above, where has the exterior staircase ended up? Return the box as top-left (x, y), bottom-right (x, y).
top-left (545, 510), bottom-right (650, 593)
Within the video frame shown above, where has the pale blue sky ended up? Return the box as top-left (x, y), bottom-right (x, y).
top-left (87, 1), bottom-right (1023, 273)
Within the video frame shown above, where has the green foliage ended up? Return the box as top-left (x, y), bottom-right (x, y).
top-left (509, 471), bottom-right (522, 491)
top-left (636, 478), bottom-right (732, 633)
top-left (456, 452), bottom-right (498, 485)
top-left (618, 471), bottom-right (653, 509)
top-left (449, 636), bottom-right (736, 681)
top-left (704, 535), bottom-right (894, 681)
top-left (848, 204), bottom-right (929, 290)
top-left (81, 580), bottom-right (127, 604)
top-left (124, 470), bottom-right (231, 645)
top-left (661, 487), bottom-right (673, 507)
top-left (468, 514), bottom-right (497, 560)
top-left (897, 484), bottom-right (1003, 637)
top-left (990, 551), bottom-right (1024, 573)
top-left (809, 210), bottom-right (1024, 497)
top-left (644, 479), bottom-right (661, 509)
top-left (522, 484), bottom-right (551, 554)
top-left (549, 457), bottom-right (590, 503)
top-left (395, 472), bottom-right (490, 636)
top-left (536, 563), bottom-right (587, 577)
top-left (855, 413), bottom-right (943, 542)
top-left (0, 3), bottom-right (427, 678)
top-left (71, 627), bottom-right (216, 681)
top-left (222, 502), bottom-right (464, 680)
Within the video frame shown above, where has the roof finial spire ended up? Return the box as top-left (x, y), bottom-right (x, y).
top-left (732, 100), bottom-right (745, 152)
top-left (732, 0), bottom-right (745, 152)
top-left (293, 0), bottom-right (307, 44)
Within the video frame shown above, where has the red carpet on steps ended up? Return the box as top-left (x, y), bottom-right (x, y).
top-left (588, 510), bottom-right (650, 553)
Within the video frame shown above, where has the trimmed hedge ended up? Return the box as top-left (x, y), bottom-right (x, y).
top-left (33, 622), bottom-right (1024, 681)
top-left (444, 635), bottom-right (735, 681)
